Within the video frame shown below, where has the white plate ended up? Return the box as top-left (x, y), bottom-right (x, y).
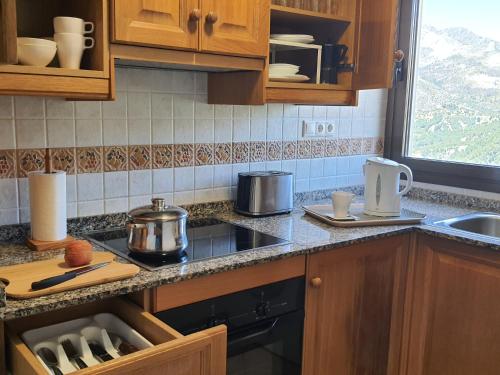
top-left (269, 68), bottom-right (300, 75)
top-left (270, 34), bottom-right (315, 43)
top-left (269, 74), bottom-right (310, 83)
top-left (269, 63), bottom-right (299, 69)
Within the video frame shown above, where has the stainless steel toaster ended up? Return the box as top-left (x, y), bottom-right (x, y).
top-left (235, 171), bottom-right (293, 216)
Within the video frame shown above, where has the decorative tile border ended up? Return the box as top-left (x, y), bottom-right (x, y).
top-left (0, 137), bottom-right (383, 178)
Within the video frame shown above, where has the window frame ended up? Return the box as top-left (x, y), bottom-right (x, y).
top-left (385, 0), bottom-right (500, 193)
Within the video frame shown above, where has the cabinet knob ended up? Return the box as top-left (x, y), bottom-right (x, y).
top-left (189, 9), bottom-right (201, 21)
top-left (206, 11), bottom-right (218, 24)
top-left (394, 49), bottom-right (405, 62)
top-left (310, 277), bottom-right (322, 288)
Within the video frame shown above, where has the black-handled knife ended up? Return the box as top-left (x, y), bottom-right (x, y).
top-left (31, 262), bottom-right (111, 291)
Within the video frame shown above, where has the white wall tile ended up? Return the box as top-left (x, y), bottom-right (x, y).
top-left (0, 119), bottom-right (15, 149)
top-left (105, 198), bottom-right (128, 214)
top-left (174, 167), bottom-right (194, 191)
top-left (250, 162), bottom-right (266, 171)
top-left (296, 159), bottom-right (311, 179)
top-left (195, 166), bottom-right (214, 189)
top-left (151, 93), bottom-right (173, 119)
top-left (127, 92), bottom-right (150, 119)
top-left (18, 178), bottom-right (29, 208)
top-left (46, 99), bottom-right (73, 119)
top-left (282, 118), bottom-right (298, 141)
top-left (47, 119), bottom-right (75, 148)
top-left (251, 105), bottom-right (267, 118)
top-left (233, 105), bottom-right (250, 119)
top-left (266, 161), bottom-right (281, 171)
top-left (213, 165), bottom-right (231, 188)
top-left (195, 72), bottom-right (208, 93)
top-left (129, 170), bottom-right (152, 196)
top-left (351, 118), bottom-right (364, 138)
top-left (0, 179), bottom-right (18, 209)
top-left (337, 157), bottom-right (349, 175)
top-left (267, 104), bottom-right (283, 118)
top-left (76, 119), bottom-right (102, 146)
top-left (283, 104), bottom-right (298, 118)
top-left (195, 95), bottom-right (214, 119)
top-left (295, 179), bottom-right (309, 193)
top-left (66, 175), bottom-right (77, 203)
top-left (128, 119), bottom-right (151, 145)
top-left (114, 67), bottom-right (127, 91)
top-left (127, 68), bottom-right (152, 91)
top-left (174, 118), bottom-right (194, 144)
top-left (195, 119), bottom-right (214, 143)
top-left (281, 160), bottom-right (296, 174)
top-left (75, 101), bottom-right (101, 119)
top-left (0, 208), bottom-right (18, 225)
top-left (173, 94), bottom-right (195, 119)
top-left (172, 71), bottom-right (195, 93)
top-left (232, 163), bottom-right (249, 186)
top-left (77, 173), bottom-right (103, 201)
top-left (15, 97), bottom-right (44, 119)
top-left (215, 105), bottom-right (232, 119)
top-left (214, 119), bottom-right (232, 143)
top-left (298, 105), bottom-right (313, 118)
top-left (102, 93), bottom-right (127, 119)
top-left (233, 118), bottom-right (250, 142)
top-left (313, 106), bottom-right (327, 120)
top-left (267, 118), bottom-right (282, 141)
top-left (103, 119), bottom-right (128, 146)
top-left (153, 168), bottom-right (173, 194)
top-left (337, 118), bottom-right (352, 138)
top-left (150, 69), bottom-right (173, 93)
top-left (104, 171), bottom-right (128, 198)
top-left (19, 207), bottom-right (30, 223)
top-left (152, 119), bottom-right (173, 144)
top-left (16, 119), bottom-right (46, 148)
top-left (0, 96), bottom-right (13, 118)
top-left (129, 195), bottom-right (151, 209)
top-left (310, 158), bottom-right (324, 178)
top-left (78, 200), bottom-right (104, 216)
top-left (324, 157), bottom-right (337, 176)
top-left (250, 118), bottom-right (266, 141)
top-left (339, 106), bottom-right (353, 119)
top-left (174, 191), bottom-right (195, 205)
top-left (326, 106), bottom-right (340, 120)
top-left (67, 203), bottom-right (77, 219)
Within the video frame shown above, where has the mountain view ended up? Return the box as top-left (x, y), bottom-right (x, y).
top-left (408, 25), bottom-right (500, 166)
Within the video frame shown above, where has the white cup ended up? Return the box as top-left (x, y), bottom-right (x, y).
top-left (54, 33), bottom-right (94, 69)
top-left (54, 17), bottom-right (94, 35)
top-left (332, 191), bottom-right (355, 218)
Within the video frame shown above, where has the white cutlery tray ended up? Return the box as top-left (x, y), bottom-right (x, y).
top-left (21, 313), bottom-right (154, 374)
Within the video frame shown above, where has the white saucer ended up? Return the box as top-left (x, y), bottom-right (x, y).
top-left (326, 214), bottom-right (359, 221)
top-left (269, 74), bottom-right (310, 82)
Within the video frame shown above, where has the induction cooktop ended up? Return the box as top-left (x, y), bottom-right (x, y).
top-left (85, 218), bottom-right (290, 271)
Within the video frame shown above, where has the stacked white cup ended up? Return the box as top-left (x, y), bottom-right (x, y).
top-left (53, 17), bottom-right (94, 69)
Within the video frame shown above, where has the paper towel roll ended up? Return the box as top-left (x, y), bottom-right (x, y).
top-left (29, 171), bottom-right (67, 241)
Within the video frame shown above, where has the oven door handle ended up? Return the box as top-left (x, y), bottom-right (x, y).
top-left (228, 317), bottom-right (280, 347)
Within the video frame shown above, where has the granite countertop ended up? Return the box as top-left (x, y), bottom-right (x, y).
top-left (0, 197), bottom-right (498, 321)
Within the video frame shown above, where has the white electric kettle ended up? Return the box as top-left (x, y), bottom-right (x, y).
top-left (363, 157), bottom-right (413, 217)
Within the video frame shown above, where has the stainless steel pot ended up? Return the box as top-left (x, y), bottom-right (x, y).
top-left (126, 198), bottom-right (188, 255)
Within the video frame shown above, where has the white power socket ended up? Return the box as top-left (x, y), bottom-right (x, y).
top-left (302, 121), bottom-right (336, 138)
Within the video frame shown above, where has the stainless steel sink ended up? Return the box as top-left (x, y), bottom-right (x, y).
top-left (435, 212), bottom-right (500, 239)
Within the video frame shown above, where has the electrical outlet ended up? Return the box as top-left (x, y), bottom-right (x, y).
top-left (316, 122), bottom-right (326, 136)
top-left (302, 120), bottom-right (316, 137)
top-left (325, 122), bottom-right (335, 136)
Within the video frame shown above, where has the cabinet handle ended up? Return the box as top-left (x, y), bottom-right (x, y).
top-left (310, 277), bottom-right (322, 288)
top-left (394, 49), bottom-right (405, 62)
top-left (189, 9), bottom-right (201, 21)
top-left (206, 11), bottom-right (218, 24)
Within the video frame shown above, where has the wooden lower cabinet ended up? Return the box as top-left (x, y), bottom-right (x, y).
top-left (302, 235), bottom-right (410, 375)
top-left (6, 298), bottom-right (227, 375)
top-left (401, 235), bottom-right (500, 375)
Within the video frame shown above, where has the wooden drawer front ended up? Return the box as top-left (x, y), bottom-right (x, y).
top-left (152, 255), bottom-right (306, 312)
top-left (112, 0), bottom-right (199, 50)
top-left (201, 0), bottom-right (270, 57)
top-left (6, 298), bottom-right (226, 375)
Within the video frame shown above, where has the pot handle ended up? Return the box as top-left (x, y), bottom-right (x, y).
top-left (398, 164), bottom-right (413, 196)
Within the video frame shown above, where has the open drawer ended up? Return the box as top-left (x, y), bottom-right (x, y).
top-left (6, 298), bottom-right (227, 375)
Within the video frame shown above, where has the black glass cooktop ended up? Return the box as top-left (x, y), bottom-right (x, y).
top-left (85, 219), bottom-right (289, 271)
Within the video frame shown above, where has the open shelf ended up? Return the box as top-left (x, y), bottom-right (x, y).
top-left (270, 4), bottom-right (352, 24)
top-left (269, 39), bottom-right (322, 51)
top-left (0, 64), bottom-right (106, 78)
top-left (266, 81), bottom-right (349, 90)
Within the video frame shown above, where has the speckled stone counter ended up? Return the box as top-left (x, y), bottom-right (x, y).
top-left (0, 197), bottom-right (498, 321)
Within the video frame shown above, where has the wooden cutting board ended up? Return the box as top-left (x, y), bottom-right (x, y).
top-left (0, 252), bottom-right (140, 299)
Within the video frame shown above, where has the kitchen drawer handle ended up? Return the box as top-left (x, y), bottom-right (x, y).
top-left (206, 11), bottom-right (218, 24)
top-left (189, 8), bottom-right (201, 21)
top-left (310, 277), bottom-right (322, 288)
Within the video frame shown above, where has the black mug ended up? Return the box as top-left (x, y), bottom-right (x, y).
top-left (321, 44), bottom-right (348, 84)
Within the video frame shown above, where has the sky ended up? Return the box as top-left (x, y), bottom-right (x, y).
top-left (422, 0), bottom-right (500, 41)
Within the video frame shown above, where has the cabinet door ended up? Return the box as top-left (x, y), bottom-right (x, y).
top-left (352, 0), bottom-right (399, 89)
top-left (200, 0), bottom-right (270, 57)
top-left (303, 235), bottom-right (409, 375)
top-left (403, 236), bottom-right (500, 375)
top-left (112, 0), bottom-right (199, 50)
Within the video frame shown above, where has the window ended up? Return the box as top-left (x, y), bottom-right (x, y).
top-left (386, 0), bottom-right (500, 192)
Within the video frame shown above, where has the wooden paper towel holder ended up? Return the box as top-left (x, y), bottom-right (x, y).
top-left (26, 148), bottom-right (75, 251)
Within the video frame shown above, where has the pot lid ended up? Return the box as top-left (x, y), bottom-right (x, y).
top-left (128, 198), bottom-right (187, 222)
top-left (366, 157), bottom-right (400, 167)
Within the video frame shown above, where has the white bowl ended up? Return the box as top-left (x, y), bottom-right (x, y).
top-left (17, 37), bottom-right (56, 47)
top-left (17, 41), bottom-right (57, 67)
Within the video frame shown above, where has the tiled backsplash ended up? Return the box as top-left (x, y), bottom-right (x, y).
top-left (0, 67), bottom-right (387, 225)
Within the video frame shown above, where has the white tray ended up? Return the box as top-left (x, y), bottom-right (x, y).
top-left (22, 313), bottom-right (154, 374)
top-left (303, 203), bottom-right (426, 227)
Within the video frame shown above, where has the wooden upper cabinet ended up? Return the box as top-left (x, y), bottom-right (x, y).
top-left (402, 236), bottom-right (500, 375)
top-left (352, 0), bottom-right (399, 89)
top-left (200, 0), bottom-right (270, 57)
top-left (112, 0), bottom-right (199, 50)
top-left (302, 235), bottom-right (409, 375)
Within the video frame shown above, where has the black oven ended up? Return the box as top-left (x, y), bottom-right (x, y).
top-left (154, 277), bottom-right (305, 375)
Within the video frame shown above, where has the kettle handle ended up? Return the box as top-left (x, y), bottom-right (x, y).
top-left (398, 164), bottom-right (413, 196)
